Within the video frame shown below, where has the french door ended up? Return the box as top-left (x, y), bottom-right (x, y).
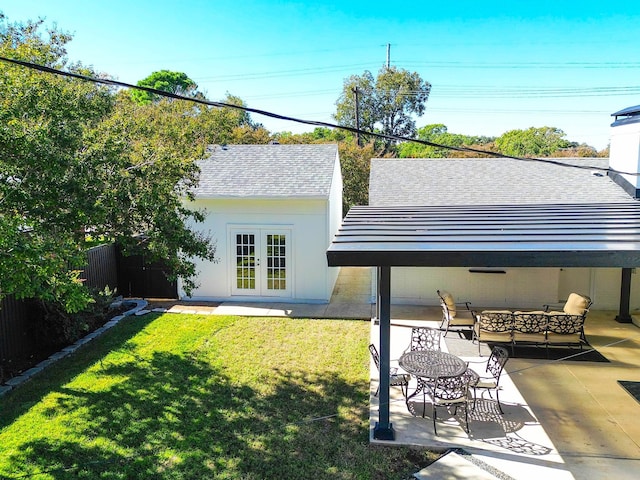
top-left (231, 229), bottom-right (291, 297)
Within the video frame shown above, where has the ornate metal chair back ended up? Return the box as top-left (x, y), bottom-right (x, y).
top-left (487, 345), bottom-right (509, 380)
top-left (410, 327), bottom-right (441, 352)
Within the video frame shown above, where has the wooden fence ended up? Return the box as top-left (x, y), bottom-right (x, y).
top-left (0, 243), bottom-right (119, 360)
top-left (0, 294), bottom-right (31, 360)
top-left (80, 243), bottom-right (118, 292)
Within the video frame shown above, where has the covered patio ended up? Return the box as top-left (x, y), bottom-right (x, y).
top-left (369, 307), bottom-right (640, 479)
top-left (327, 202), bottom-right (640, 478)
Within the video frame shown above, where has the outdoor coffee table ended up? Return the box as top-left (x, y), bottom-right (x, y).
top-left (399, 350), bottom-right (467, 402)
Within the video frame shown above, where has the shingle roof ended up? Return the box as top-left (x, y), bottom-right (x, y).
top-left (369, 157), bottom-right (635, 206)
top-left (194, 144), bottom-right (339, 198)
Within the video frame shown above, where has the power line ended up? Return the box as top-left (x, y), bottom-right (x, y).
top-left (193, 62), bottom-right (377, 82)
top-left (400, 60), bottom-right (640, 70)
top-left (1, 55), bottom-right (637, 176)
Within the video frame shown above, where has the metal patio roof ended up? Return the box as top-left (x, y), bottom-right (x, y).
top-left (326, 202), bottom-right (640, 268)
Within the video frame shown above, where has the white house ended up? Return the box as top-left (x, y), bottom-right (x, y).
top-left (367, 154), bottom-right (640, 311)
top-left (181, 144), bottom-right (343, 303)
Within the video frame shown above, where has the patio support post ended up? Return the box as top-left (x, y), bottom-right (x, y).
top-left (373, 266), bottom-right (395, 440)
top-left (616, 267), bottom-right (633, 323)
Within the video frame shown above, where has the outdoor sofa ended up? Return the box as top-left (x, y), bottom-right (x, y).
top-left (473, 293), bottom-right (592, 355)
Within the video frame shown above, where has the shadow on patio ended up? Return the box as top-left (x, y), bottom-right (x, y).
top-left (370, 307), bottom-right (640, 480)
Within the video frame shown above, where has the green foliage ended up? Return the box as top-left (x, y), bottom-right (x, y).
top-left (398, 124), bottom-right (494, 158)
top-left (334, 66), bottom-right (431, 152)
top-left (30, 286), bottom-right (118, 348)
top-left (130, 69), bottom-right (198, 104)
top-left (0, 16), bottom-right (113, 312)
top-left (495, 126), bottom-right (572, 157)
top-left (81, 94), bottom-right (217, 294)
top-left (196, 93), bottom-right (270, 145)
top-left (273, 127), bottom-right (350, 144)
top-left (0, 314), bottom-right (439, 478)
top-left (0, 16), bottom-right (216, 312)
top-left (339, 141), bottom-right (386, 214)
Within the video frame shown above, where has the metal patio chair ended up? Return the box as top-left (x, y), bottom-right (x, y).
top-left (437, 290), bottom-right (475, 338)
top-left (369, 343), bottom-right (410, 398)
top-left (428, 371), bottom-right (474, 435)
top-left (408, 326), bottom-right (442, 352)
top-left (404, 327), bottom-right (443, 406)
top-left (468, 345), bottom-right (509, 414)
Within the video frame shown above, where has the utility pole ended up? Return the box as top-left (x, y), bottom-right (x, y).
top-left (386, 43), bottom-right (391, 69)
top-left (352, 86), bottom-right (361, 146)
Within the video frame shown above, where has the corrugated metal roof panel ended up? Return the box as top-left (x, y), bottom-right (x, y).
top-left (612, 105), bottom-right (640, 117)
top-left (327, 203), bottom-right (640, 268)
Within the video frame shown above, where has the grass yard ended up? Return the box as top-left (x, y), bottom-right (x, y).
top-left (0, 313), bottom-right (438, 479)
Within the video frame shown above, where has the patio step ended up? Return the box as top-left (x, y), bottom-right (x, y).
top-left (415, 449), bottom-right (514, 480)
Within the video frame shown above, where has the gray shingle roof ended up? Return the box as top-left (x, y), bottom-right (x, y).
top-left (369, 157), bottom-right (636, 206)
top-left (194, 144), bottom-right (339, 198)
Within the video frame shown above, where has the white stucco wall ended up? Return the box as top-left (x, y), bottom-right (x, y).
top-left (182, 197), bottom-right (335, 303)
top-left (385, 266), bottom-right (640, 311)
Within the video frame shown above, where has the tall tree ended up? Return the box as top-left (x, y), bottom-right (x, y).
top-left (82, 93), bottom-right (216, 295)
top-left (196, 93), bottom-right (269, 145)
top-left (130, 70), bottom-right (199, 104)
top-left (0, 17), bottom-right (215, 313)
top-left (334, 66), bottom-right (431, 151)
top-left (1, 16), bottom-right (114, 312)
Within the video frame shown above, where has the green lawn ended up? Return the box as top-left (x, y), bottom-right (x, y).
top-left (0, 313), bottom-right (438, 479)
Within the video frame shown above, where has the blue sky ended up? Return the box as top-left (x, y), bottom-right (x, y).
top-left (3, 1), bottom-right (640, 149)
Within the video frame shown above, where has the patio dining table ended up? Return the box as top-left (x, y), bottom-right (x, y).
top-left (399, 350), bottom-right (468, 402)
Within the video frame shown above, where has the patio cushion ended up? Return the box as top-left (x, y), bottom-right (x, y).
top-left (475, 378), bottom-right (498, 389)
top-left (512, 311), bottom-right (548, 342)
top-left (562, 293), bottom-right (591, 316)
top-left (475, 310), bottom-right (514, 344)
top-left (440, 291), bottom-right (456, 316)
top-left (545, 312), bottom-right (585, 346)
top-left (449, 315), bottom-right (475, 326)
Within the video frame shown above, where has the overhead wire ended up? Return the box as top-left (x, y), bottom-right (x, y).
top-left (3, 56), bottom-right (640, 476)
top-left (0, 55), bottom-right (637, 176)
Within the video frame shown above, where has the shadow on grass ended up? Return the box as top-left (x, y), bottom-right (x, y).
top-left (0, 314), bottom-right (404, 479)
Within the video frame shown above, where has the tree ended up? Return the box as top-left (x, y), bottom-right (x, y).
top-left (0, 17), bottom-right (215, 313)
top-left (495, 126), bottom-right (571, 157)
top-left (196, 93), bottom-right (269, 145)
top-left (339, 141), bottom-right (390, 215)
top-left (82, 94), bottom-right (217, 295)
top-left (334, 66), bottom-right (431, 151)
top-left (130, 70), bottom-right (199, 104)
top-left (1, 16), bottom-right (115, 312)
top-left (273, 127), bottom-right (350, 145)
top-left (398, 124), bottom-right (493, 158)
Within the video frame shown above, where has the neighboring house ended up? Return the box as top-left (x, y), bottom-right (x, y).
top-left (181, 144), bottom-right (343, 303)
top-left (367, 155), bottom-right (640, 310)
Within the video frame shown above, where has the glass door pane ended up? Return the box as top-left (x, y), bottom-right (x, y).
top-left (266, 234), bottom-right (287, 291)
top-left (235, 233), bottom-right (256, 292)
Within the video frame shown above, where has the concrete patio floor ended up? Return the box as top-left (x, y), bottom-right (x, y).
top-left (369, 307), bottom-right (640, 480)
